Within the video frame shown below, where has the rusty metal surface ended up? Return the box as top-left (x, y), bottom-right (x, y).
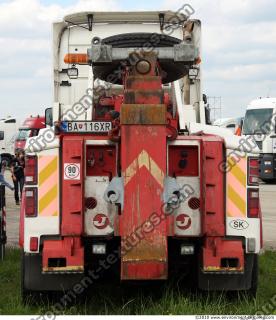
top-left (120, 125), bottom-right (168, 280)
top-left (122, 238), bottom-right (167, 261)
top-left (126, 76), bottom-right (162, 90)
top-left (124, 89), bottom-right (164, 104)
top-left (121, 104), bottom-right (166, 124)
top-left (42, 266), bottom-right (84, 273)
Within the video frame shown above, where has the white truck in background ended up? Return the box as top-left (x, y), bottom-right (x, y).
top-left (213, 117), bottom-right (243, 135)
top-left (242, 97), bottom-right (276, 182)
top-left (0, 117), bottom-right (18, 165)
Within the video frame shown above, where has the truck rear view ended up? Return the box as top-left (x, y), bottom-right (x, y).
top-left (21, 11), bottom-right (261, 297)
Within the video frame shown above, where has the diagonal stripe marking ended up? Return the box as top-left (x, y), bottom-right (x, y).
top-left (228, 185), bottom-right (246, 214)
top-left (39, 184), bottom-right (58, 213)
top-left (228, 171), bottom-right (246, 196)
top-left (39, 157), bottom-right (58, 187)
top-left (227, 198), bottom-right (246, 217)
top-left (228, 161), bottom-right (246, 187)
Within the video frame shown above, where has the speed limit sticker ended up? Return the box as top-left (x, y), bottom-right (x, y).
top-left (64, 163), bottom-right (80, 180)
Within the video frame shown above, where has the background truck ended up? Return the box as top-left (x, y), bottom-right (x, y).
top-left (213, 117), bottom-right (244, 135)
top-left (242, 97), bottom-right (276, 182)
top-left (21, 11), bottom-right (261, 298)
top-left (14, 115), bottom-right (45, 153)
top-left (0, 117), bottom-right (18, 166)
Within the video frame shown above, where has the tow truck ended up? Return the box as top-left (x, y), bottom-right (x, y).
top-left (20, 11), bottom-right (261, 297)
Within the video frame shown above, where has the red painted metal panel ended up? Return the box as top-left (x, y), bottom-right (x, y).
top-left (86, 145), bottom-right (117, 177)
top-left (201, 140), bottom-right (225, 236)
top-left (202, 237), bottom-right (244, 272)
top-left (42, 237), bottom-right (84, 272)
top-left (120, 125), bottom-right (168, 280)
top-left (169, 145), bottom-right (199, 177)
top-left (61, 137), bottom-right (84, 236)
top-left (122, 262), bottom-right (167, 280)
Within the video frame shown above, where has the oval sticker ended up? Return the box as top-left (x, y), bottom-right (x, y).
top-left (229, 219), bottom-right (249, 230)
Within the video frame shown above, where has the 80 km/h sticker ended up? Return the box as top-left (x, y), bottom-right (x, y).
top-left (64, 163), bottom-right (80, 180)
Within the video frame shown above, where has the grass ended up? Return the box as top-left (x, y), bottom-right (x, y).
top-left (0, 248), bottom-right (275, 315)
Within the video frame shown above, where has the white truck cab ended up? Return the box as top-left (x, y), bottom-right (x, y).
top-left (242, 97), bottom-right (276, 182)
top-left (0, 117), bottom-right (18, 165)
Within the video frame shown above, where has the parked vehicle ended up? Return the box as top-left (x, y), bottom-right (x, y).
top-left (213, 117), bottom-right (244, 135)
top-left (0, 117), bottom-right (18, 166)
top-left (243, 97), bottom-right (276, 182)
top-left (14, 116), bottom-right (45, 153)
top-left (21, 11), bottom-right (261, 298)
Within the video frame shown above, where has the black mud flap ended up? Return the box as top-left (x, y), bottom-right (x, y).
top-left (22, 251), bottom-right (84, 292)
top-left (198, 254), bottom-right (257, 292)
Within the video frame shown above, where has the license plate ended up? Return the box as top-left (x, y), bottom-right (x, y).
top-left (61, 121), bottom-right (112, 133)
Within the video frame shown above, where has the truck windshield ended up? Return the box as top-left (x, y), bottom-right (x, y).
top-left (243, 108), bottom-right (273, 135)
top-left (16, 129), bottom-right (31, 141)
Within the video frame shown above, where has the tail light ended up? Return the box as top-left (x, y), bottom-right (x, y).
top-left (30, 237), bottom-right (38, 251)
top-left (248, 157), bottom-right (259, 186)
top-left (25, 156), bottom-right (37, 185)
top-left (25, 187), bottom-right (37, 217)
top-left (247, 188), bottom-right (259, 218)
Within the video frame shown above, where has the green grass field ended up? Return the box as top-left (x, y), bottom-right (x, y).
top-left (0, 249), bottom-right (275, 315)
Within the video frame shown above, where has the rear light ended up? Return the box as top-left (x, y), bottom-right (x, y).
top-left (248, 157), bottom-right (259, 186)
top-left (25, 187), bottom-right (37, 217)
top-left (247, 188), bottom-right (259, 218)
top-left (30, 237), bottom-right (38, 251)
top-left (25, 156), bottom-right (37, 185)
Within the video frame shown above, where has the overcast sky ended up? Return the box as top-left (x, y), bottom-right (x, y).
top-left (0, 0), bottom-right (276, 122)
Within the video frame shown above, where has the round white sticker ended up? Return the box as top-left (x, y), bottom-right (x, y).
top-left (64, 163), bottom-right (80, 180)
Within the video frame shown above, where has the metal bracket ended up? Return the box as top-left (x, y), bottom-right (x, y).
top-left (88, 43), bottom-right (198, 64)
top-left (163, 176), bottom-right (181, 209)
top-left (159, 13), bottom-right (165, 31)
top-left (88, 14), bottom-right (93, 32)
top-left (104, 177), bottom-right (124, 209)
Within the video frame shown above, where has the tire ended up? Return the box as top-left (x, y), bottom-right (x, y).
top-left (101, 32), bottom-right (181, 48)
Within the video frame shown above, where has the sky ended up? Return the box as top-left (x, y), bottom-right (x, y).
top-left (0, 0), bottom-right (276, 122)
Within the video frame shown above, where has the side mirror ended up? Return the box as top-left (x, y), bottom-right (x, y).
top-left (45, 108), bottom-right (53, 127)
top-left (67, 66), bottom-right (79, 79)
top-left (0, 131), bottom-right (4, 141)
